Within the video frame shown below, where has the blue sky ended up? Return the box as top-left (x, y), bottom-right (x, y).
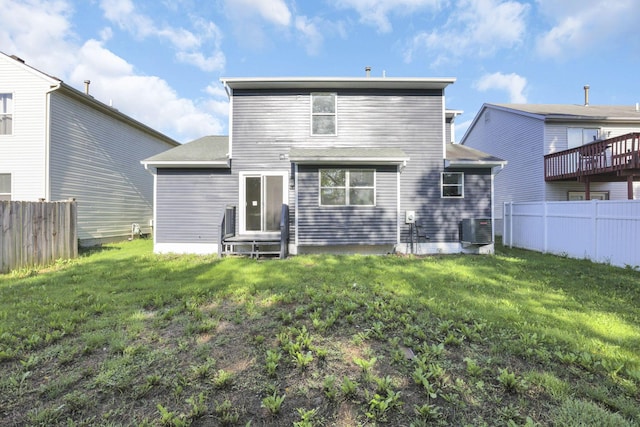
top-left (2, 0), bottom-right (639, 142)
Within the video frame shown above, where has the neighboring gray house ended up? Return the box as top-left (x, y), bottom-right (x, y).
top-left (461, 102), bottom-right (640, 231)
top-left (142, 76), bottom-right (505, 256)
top-left (0, 52), bottom-right (179, 245)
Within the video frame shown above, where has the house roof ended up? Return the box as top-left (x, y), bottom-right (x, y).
top-left (489, 103), bottom-right (640, 122)
top-left (289, 147), bottom-right (410, 165)
top-left (1, 51), bottom-right (179, 147)
top-left (445, 143), bottom-right (506, 169)
top-left (141, 136), bottom-right (230, 168)
top-left (221, 77), bottom-right (456, 91)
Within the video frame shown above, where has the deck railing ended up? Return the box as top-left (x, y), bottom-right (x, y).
top-left (544, 132), bottom-right (640, 181)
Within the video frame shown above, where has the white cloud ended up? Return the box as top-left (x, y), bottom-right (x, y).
top-left (223, 0), bottom-right (291, 27)
top-left (404, 0), bottom-right (529, 66)
top-left (99, 0), bottom-right (225, 72)
top-left (535, 0), bottom-right (640, 59)
top-left (70, 40), bottom-right (226, 142)
top-left (0, 0), bottom-right (77, 78)
top-left (222, 0), bottom-right (292, 49)
top-left (295, 16), bottom-right (324, 55)
top-left (474, 72), bottom-right (528, 103)
top-left (332, 0), bottom-right (441, 33)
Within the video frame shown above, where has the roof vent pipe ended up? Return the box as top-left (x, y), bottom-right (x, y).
top-left (583, 85), bottom-right (589, 106)
top-left (84, 80), bottom-right (91, 95)
top-left (365, 66), bottom-right (371, 78)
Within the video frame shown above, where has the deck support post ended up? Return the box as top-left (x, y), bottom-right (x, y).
top-left (628, 175), bottom-right (634, 200)
top-left (584, 177), bottom-right (591, 200)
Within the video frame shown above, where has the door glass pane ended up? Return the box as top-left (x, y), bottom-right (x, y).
top-left (265, 176), bottom-right (283, 231)
top-left (245, 177), bottom-right (261, 231)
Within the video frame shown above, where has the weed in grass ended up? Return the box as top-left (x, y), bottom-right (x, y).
top-left (353, 356), bottom-right (377, 377)
top-left (374, 375), bottom-right (396, 394)
top-left (190, 357), bottom-right (216, 379)
top-left (365, 389), bottom-right (403, 422)
top-left (261, 391), bottom-right (286, 415)
top-left (293, 351), bottom-right (314, 370)
top-left (185, 392), bottom-right (207, 419)
top-left (341, 376), bottom-right (359, 399)
top-left (157, 403), bottom-right (188, 427)
top-left (214, 399), bottom-right (241, 425)
top-left (213, 369), bottom-right (234, 389)
top-left (294, 407), bottom-right (319, 427)
top-left (323, 375), bottom-right (338, 400)
top-left (497, 368), bottom-right (526, 393)
top-left (26, 405), bottom-right (65, 425)
top-left (464, 357), bottom-right (486, 378)
top-left (63, 390), bottom-right (91, 413)
top-left (413, 402), bottom-right (442, 422)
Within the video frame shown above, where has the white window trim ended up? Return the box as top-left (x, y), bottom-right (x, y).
top-left (310, 92), bottom-right (337, 136)
top-left (319, 168), bottom-right (376, 207)
top-left (441, 172), bottom-right (464, 198)
top-left (0, 92), bottom-right (14, 136)
top-left (238, 170), bottom-right (288, 235)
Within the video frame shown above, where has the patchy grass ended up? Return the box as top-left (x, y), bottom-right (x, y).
top-left (1, 239), bottom-right (639, 426)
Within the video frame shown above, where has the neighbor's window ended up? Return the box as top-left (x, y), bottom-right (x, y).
top-left (0, 94), bottom-right (13, 135)
top-left (442, 172), bottom-right (464, 198)
top-left (0, 174), bottom-right (10, 201)
top-left (311, 92), bottom-right (336, 135)
top-left (567, 127), bottom-right (599, 149)
top-left (567, 191), bottom-right (608, 201)
top-left (320, 169), bottom-right (375, 206)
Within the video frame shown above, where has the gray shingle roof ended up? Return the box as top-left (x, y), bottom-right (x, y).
top-left (446, 143), bottom-right (506, 167)
top-left (492, 104), bottom-right (640, 121)
top-left (142, 135), bottom-right (229, 167)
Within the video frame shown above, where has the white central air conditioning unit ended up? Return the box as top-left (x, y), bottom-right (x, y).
top-left (460, 218), bottom-right (492, 245)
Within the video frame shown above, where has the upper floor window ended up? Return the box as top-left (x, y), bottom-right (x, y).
top-left (311, 93), bottom-right (336, 135)
top-left (0, 94), bottom-right (13, 135)
top-left (0, 174), bottom-right (10, 201)
top-left (320, 169), bottom-right (375, 206)
top-left (568, 127), bottom-right (599, 149)
top-left (442, 172), bottom-right (464, 198)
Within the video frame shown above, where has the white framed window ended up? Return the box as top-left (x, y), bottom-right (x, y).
top-left (442, 172), bottom-right (464, 198)
top-left (320, 169), bottom-right (375, 206)
top-left (311, 92), bottom-right (336, 135)
top-left (0, 173), bottom-right (11, 201)
top-left (567, 191), bottom-right (608, 201)
top-left (0, 94), bottom-right (13, 135)
top-left (567, 127), bottom-right (599, 149)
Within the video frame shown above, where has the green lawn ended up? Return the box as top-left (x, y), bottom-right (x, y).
top-left (0, 239), bottom-right (639, 426)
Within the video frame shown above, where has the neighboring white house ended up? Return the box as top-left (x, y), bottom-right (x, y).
top-left (0, 52), bottom-right (179, 245)
top-left (460, 101), bottom-right (640, 231)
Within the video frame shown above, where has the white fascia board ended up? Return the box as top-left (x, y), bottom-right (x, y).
top-left (444, 160), bottom-right (507, 169)
top-left (141, 160), bottom-right (230, 168)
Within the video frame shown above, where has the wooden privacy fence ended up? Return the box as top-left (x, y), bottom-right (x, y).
top-left (503, 200), bottom-right (640, 268)
top-left (1, 200), bottom-right (78, 273)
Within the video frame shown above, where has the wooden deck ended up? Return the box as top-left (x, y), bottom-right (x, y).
top-left (544, 132), bottom-right (640, 182)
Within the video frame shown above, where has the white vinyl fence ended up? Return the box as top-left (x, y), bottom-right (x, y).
top-left (503, 200), bottom-right (640, 268)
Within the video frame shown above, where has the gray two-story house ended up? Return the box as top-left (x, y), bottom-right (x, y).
top-left (142, 77), bottom-right (505, 257)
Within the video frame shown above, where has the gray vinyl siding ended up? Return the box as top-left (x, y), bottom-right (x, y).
top-left (48, 91), bottom-right (174, 242)
top-left (463, 107), bottom-right (545, 220)
top-left (156, 169), bottom-right (235, 243)
top-left (431, 169), bottom-right (493, 241)
top-left (296, 165), bottom-right (397, 245)
top-left (231, 88), bottom-right (448, 244)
